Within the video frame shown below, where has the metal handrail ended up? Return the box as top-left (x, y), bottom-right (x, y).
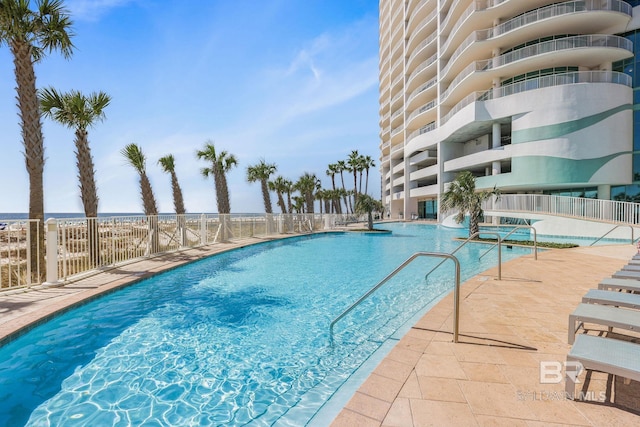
top-left (590, 224), bottom-right (635, 246)
top-left (329, 252), bottom-right (461, 344)
top-left (479, 226), bottom-right (538, 260)
top-left (424, 231), bottom-right (503, 281)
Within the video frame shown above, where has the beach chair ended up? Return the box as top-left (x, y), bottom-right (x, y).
top-left (621, 264), bottom-right (640, 272)
top-left (568, 303), bottom-right (640, 344)
top-left (612, 269), bottom-right (640, 280)
top-left (566, 334), bottom-right (640, 400)
top-left (599, 277), bottom-right (640, 292)
top-left (582, 289), bottom-right (640, 309)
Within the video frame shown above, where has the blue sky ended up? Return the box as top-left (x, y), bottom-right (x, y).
top-left (0, 0), bottom-right (380, 214)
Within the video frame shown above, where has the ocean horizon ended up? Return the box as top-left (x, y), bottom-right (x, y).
top-left (0, 213), bottom-right (264, 221)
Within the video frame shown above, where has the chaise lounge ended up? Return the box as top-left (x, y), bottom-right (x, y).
top-left (568, 303), bottom-right (640, 345)
top-left (582, 289), bottom-right (640, 309)
top-left (566, 334), bottom-right (640, 400)
top-left (599, 277), bottom-right (640, 292)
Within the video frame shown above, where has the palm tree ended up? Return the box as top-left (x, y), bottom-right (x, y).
top-left (316, 188), bottom-right (331, 214)
top-left (355, 194), bottom-right (384, 231)
top-left (292, 196), bottom-right (305, 213)
top-left (441, 171), bottom-right (500, 237)
top-left (121, 143), bottom-right (158, 215)
top-left (336, 160), bottom-right (350, 214)
top-left (284, 178), bottom-right (295, 214)
top-left (246, 159), bottom-right (277, 214)
top-left (362, 155), bottom-right (375, 195)
top-left (121, 143), bottom-right (159, 253)
top-left (326, 163), bottom-right (342, 214)
top-left (196, 141), bottom-right (237, 214)
top-left (157, 154), bottom-right (186, 215)
top-left (347, 150), bottom-right (361, 210)
top-left (158, 154), bottom-right (187, 246)
top-left (1, 0), bottom-right (74, 280)
top-left (268, 175), bottom-right (288, 214)
top-left (39, 87), bottom-right (110, 267)
top-left (39, 88), bottom-right (109, 218)
top-left (295, 172), bottom-right (318, 214)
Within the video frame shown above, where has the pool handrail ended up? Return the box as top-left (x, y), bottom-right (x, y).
top-left (424, 231), bottom-right (503, 282)
top-left (478, 225), bottom-right (538, 260)
top-left (329, 252), bottom-right (461, 345)
top-left (589, 224), bottom-right (635, 246)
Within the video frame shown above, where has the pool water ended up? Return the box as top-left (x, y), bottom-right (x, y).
top-left (0, 223), bottom-right (532, 426)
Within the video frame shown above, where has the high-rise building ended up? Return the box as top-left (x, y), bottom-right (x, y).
top-left (379, 0), bottom-right (639, 220)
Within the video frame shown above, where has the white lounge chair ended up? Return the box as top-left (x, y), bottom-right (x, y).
top-left (568, 303), bottom-right (640, 344)
top-left (566, 334), bottom-right (640, 400)
top-left (582, 289), bottom-right (640, 309)
top-left (621, 264), bottom-right (640, 272)
top-left (612, 269), bottom-right (640, 280)
top-left (599, 277), bottom-right (640, 292)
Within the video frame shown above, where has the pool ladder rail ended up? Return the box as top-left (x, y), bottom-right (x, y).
top-left (329, 227), bottom-right (539, 346)
top-left (329, 252), bottom-right (461, 346)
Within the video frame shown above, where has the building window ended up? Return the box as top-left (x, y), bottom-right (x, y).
top-left (418, 200), bottom-right (437, 219)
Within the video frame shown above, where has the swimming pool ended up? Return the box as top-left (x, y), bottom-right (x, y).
top-left (0, 223), bottom-right (532, 426)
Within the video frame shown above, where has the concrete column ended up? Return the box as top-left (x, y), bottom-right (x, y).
top-left (403, 156), bottom-right (411, 220)
top-left (200, 214), bottom-right (207, 245)
top-left (44, 218), bottom-right (59, 286)
top-left (597, 185), bottom-right (611, 200)
top-left (492, 122), bottom-right (502, 176)
top-left (492, 122), bottom-right (502, 226)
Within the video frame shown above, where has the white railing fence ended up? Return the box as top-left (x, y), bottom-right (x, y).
top-left (1, 213), bottom-right (367, 291)
top-left (484, 194), bottom-right (640, 225)
top-left (0, 219), bottom-right (41, 289)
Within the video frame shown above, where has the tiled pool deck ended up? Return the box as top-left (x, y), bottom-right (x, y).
top-left (1, 235), bottom-right (639, 426)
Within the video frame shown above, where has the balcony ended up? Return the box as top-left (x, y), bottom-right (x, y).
top-left (440, 70), bottom-right (632, 125)
top-left (406, 99), bottom-right (437, 131)
top-left (409, 149), bottom-right (437, 166)
top-left (440, 35), bottom-right (633, 105)
top-left (407, 121), bottom-right (437, 143)
top-left (406, 76), bottom-right (437, 109)
top-left (440, 0), bottom-right (632, 83)
top-left (410, 164), bottom-right (438, 181)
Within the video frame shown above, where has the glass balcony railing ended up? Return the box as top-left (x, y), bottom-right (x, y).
top-left (407, 99), bottom-right (437, 123)
top-left (440, 0), bottom-right (632, 79)
top-left (441, 70), bottom-right (632, 125)
top-left (441, 35), bottom-right (633, 101)
top-left (406, 76), bottom-right (437, 106)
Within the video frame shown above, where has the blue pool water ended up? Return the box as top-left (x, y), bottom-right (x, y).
top-left (0, 223), bottom-right (533, 426)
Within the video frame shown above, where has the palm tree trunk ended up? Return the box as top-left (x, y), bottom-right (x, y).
top-left (260, 179), bottom-right (272, 214)
top-left (365, 169), bottom-right (370, 195)
top-left (140, 173), bottom-right (159, 253)
top-left (12, 41), bottom-right (45, 281)
top-left (218, 173), bottom-right (231, 214)
top-left (276, 192), bottom-right (286, 214)
top-left (170, 172), bottom-right (187, 246)
top-left (170, 172), bottom-right (186, 215)
top-left (340, 172), bottom-right (350, 214)
top-left (75, 129), bottom-right (100, 266)
top-left (352, 171), bottom-right (358, 213)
